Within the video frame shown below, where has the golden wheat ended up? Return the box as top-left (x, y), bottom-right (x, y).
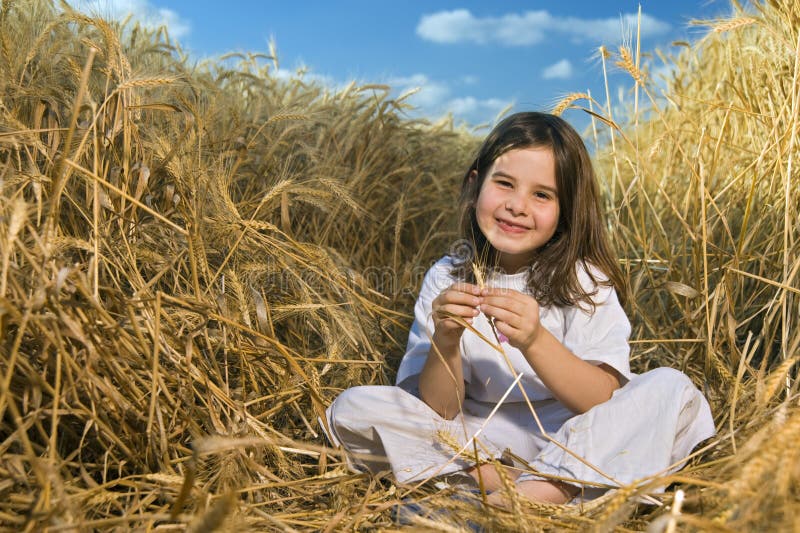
top-left (1, 0), bottom-right (799, 530)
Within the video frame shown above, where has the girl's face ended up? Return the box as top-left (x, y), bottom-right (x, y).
top-left (475, 147), bottom-right (560, 273)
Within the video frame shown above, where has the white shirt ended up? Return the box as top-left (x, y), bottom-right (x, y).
top-left (396, 256), bottom-right (632, 403)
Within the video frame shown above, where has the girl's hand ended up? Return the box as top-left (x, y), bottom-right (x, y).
top-left (479, 288), bottom-right (541, 352)
top-left (431, 283), bottom-right (482, 345)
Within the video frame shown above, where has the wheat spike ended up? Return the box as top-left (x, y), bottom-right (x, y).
top-left (552, 92), bottom-right (590, 117)
top-left (616, 46), bottom-right (645, 85)
top-left (712, 17), bottom-right (757, 33)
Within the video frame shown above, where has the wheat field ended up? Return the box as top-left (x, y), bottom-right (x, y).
top-left (0, 0), bottom-right (798, 530)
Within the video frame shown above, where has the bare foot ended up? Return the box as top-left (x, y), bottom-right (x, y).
top-left (486, 479), bottom-right (578, 508)
top-left (466, 463), bottom-right (521, 492)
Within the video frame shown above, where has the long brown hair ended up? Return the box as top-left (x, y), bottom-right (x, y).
top-left (452, 111), bottom-right (626, 309)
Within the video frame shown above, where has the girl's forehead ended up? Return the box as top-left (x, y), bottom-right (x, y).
top-left (491, 147), bottom-right (555, 170)
top-left (495, 145), bottom-right (552, 160)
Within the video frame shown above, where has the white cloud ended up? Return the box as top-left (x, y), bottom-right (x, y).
top-left (73, 0), bottom-right (191, 40)
top-left (262, 66), bottom-right (508, 126)
top-left (387, 73), bottom-right (452, 109)
top-left (552, 13), bottom-right (670, 44)
top-left (275, 65), bottom-right (339, 89)
top-left (416, 9), bottom-right (480, 44)
top-left (417, 9), bottom-right (549, 46)
top-left (542, 59), bottom-right (573, 80)
top-left (386, 73), bottom-right (511, 126)
top-left (417, 9), bottom-right (670, 47)
top-left (445, 96), bottom-right (508, 117)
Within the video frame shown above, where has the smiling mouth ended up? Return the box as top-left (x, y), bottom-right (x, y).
top-left (496, 218), bottom-right (530, 233)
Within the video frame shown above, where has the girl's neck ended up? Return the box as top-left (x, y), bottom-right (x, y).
top-left (496, 252), bottom-right (535, 275)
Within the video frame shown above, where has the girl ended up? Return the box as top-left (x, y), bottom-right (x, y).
top-left (324, 112), bottom-right (715, 506)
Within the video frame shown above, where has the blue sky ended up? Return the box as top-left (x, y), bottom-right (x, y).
top-left (75, 1), bottom-right (734, 129)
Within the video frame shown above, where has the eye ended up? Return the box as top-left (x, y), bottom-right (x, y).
top-left (534, 191), bottom-right (552, 200)
top-left (495, 179), bottom-right (512, 188)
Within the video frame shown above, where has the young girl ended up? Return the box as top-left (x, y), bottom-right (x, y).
top-left (324, 112), bottom-right (715, 505)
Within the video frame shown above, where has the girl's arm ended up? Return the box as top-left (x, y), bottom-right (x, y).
top-left (480, 288), bottom-right (621, 414)
top-left (418, 283), bottom-right (482, 419)
top-left (418, 330), bottom-right (465, 419)
top-left (520, 327), bottom-right (620, 413)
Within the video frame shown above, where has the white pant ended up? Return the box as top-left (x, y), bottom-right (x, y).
top-left (325, 368), bottom-right (715, 494)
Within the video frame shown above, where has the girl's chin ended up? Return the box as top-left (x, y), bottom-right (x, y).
top-left (489, 240), bottom-right (538, 259)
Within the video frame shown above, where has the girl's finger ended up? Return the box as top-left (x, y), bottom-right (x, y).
top-left (480, 287), bottom-right (514, 297)
top-left (479, 303), bottom-right (520, 327)
top-left (481, 288), bottom-right (532, 306)
top-left (480, 295), bottom-right (527, 314)
top-left (493, 319), bottom-right (514, 336)
top-left (494, 320), bottom-right (525, 341)
top-left (441, 291), bottom-right (482, 307)
top-left (436, 304), bottom-right (480, 319)
top-left (450, 283), bottom-right (482, 295)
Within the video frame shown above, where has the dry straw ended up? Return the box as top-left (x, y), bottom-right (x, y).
top-left (1, 0), bottom-right (799, 530)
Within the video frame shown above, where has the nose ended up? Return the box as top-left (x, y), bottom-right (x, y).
top-left (505, 193), bottom-right (527, 215)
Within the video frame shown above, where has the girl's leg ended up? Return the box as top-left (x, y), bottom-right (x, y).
top-left (325, 385), bottom-right (499, 484)
top-left (523, 367), bottom-right (715, 500)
